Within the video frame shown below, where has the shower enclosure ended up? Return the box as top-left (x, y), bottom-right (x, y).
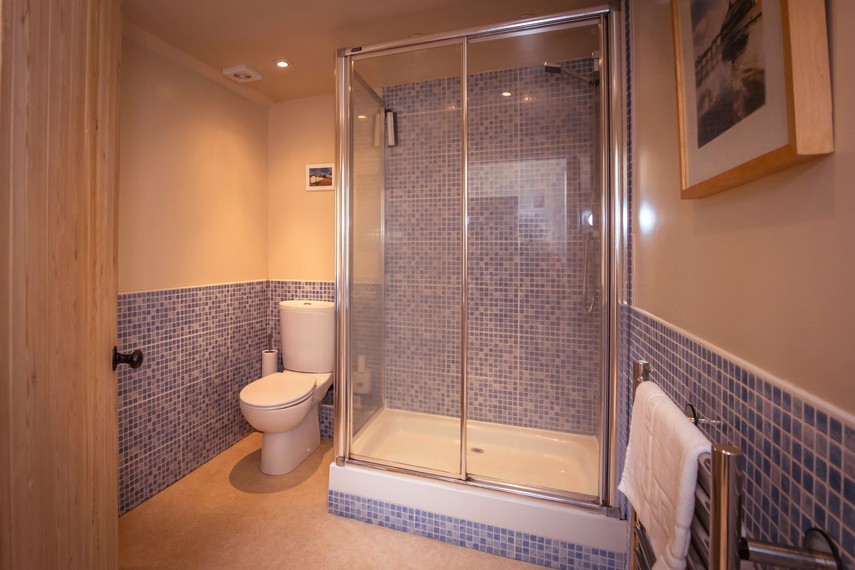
top-left (335, 6), bottom-right (623, 507)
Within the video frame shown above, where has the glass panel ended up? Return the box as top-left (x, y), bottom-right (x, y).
top-left (349, 72), bottom-right (386, 436)
top-left (349, 43), bottom-right (464, 475)
top-left (465, 23), bottom-right (604, 495)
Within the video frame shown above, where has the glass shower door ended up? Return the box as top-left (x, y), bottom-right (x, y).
top-left (338, 10), bottom-right (615, 504)
top-left (464, 22), bottom-right (605, 498)
top-left (349, 71), bottom-right (386, 438)
top-left (348, 42), bottom-right (465, 476)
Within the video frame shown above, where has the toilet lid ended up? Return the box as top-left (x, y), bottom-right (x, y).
top-left (240, 372), bottom-right (316, 409)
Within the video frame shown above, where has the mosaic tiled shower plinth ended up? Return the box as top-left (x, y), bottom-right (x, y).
top-left (329, 458), bottom-right (626, 568)
top-left (328, 491), bottom-right (625, 569)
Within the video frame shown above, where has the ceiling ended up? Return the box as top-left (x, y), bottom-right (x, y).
top-left (122, 0), bottom-right (599, 102)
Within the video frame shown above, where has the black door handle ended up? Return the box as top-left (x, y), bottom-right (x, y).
top-left (112, 346), bottom-right (144, 371)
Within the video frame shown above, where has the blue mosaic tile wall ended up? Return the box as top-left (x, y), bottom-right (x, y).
top-left (319, 403), bottom-right (334, 440)
top-left (118, 281), bottom-right (268, 514)
top-left (625, 308), bottom-right (855, 568)
top-left (382, 75), bottom-right (464, 420)
top-left (382, 59), bottom-right (602, 434)
top-left (617, 0), bottom-right (634, 522)
top-left (119, 279), bottom-right (336, 514)
top-left (328, 490), bottom-right (625, 569)
top-left (616, 304), bottom-right (633, 523)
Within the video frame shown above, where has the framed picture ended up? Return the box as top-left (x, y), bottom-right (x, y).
top-left (672, 0), bottom-right (833, 199)
top-left (306, 164), bottom-right (334, 191)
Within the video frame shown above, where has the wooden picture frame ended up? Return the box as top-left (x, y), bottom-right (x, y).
top-left (672, 0), bottom-right (833, 199)
top-left (306, 163), bottom-right (334, 191)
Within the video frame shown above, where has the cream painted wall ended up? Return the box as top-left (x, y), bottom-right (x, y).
top-left (119, 38), bottom-right (269, 292)
top-left (632, 1), bottom-right (855, 413)
top-left (268, 95), bottom-right (336, 281)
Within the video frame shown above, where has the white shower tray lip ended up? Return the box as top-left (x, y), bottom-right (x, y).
top-left (350, 407), bottom-right (600, 496)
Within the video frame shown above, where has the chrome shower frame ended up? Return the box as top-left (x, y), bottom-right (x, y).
top-left (335, 4), bottom-right (628, 511)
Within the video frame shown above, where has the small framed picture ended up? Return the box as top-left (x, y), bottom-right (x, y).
top-left (306, 164), bottom-right (334, 191)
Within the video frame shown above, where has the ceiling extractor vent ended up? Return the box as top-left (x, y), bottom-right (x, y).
top-left (222, 64), bottom-right (262, 84)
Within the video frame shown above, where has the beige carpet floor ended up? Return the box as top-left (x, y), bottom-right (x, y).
top-left (119, 433), bottom-right (535, 569)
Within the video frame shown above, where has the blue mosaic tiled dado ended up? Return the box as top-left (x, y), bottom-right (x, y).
top-left (319, 403), bottom-right (334, 440)
top-left (625, 308), bottom-right (855, 569)
top-left (381, 59), bottom-right (602, 435)
top-left (118, 279), bottom-right (336, 514)
top-left (328, 491), bottom-right (625, 569)
top-left (118, 281), bottom-right (268, 514)
top-left (617, 0), bottom-right (635, 524)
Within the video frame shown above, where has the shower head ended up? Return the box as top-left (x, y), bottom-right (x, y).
top-left (544, 62), bottom-right (563, 74)
top-left (544, 61), bottom-right (600, 87)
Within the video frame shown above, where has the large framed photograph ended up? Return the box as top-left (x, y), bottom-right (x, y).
top-left (306, 164), bottom-right (334, 191)
top-left (672, 0), bottom-right (833, 199)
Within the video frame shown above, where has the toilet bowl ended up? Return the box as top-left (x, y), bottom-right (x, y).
top-left (238, 300), bottom-right (334, 475)
top-left (239, 370), bottom-right (332, 474)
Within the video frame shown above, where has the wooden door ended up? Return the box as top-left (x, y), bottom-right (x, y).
top-left (0, 0), bottom-right (121, 567)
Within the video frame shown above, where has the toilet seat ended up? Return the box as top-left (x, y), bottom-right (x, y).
top-left (239, 371), bottom-right (316, 410)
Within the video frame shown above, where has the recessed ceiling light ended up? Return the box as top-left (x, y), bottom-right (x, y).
top-left (501, 91), bottom-right (512, 97)
top-left (274, 59), bottom-right (291, 68)
top-left (357, 115), bottom-right (367, 119)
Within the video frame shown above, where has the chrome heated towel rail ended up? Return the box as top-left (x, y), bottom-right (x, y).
top-left (628, 360), bottom-right (843, 570)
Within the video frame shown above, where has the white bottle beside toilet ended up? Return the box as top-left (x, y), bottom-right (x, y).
top-left (239, 300), bottom-right (334, 475)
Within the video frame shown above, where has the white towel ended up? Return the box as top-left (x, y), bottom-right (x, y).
top-left (618, 382), bottom-right (711, 570)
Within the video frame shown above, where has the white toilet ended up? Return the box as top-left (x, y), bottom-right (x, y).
top-left (239, 300), bottom-right (334, 475)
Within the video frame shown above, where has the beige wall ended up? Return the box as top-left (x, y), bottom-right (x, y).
top-left (119, 38), bottom-right (269, 292)
top-left (268, 95), bottom-right (336, 281)
top-left (632, 1), bottom-right (855, 413)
